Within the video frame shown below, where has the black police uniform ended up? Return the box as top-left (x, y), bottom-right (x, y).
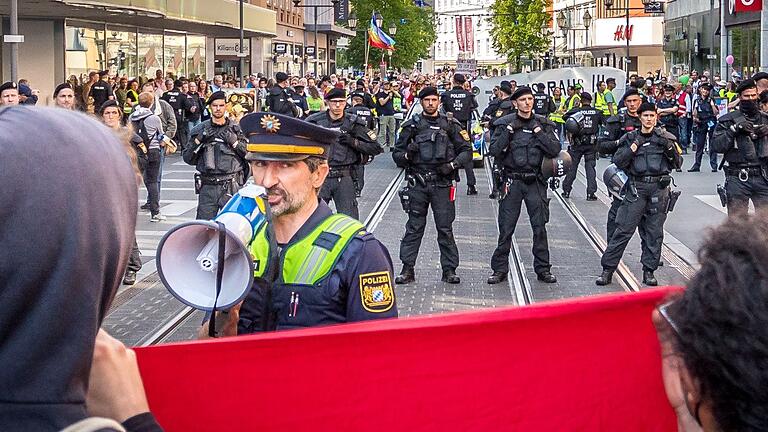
top-left (656, 97), bottom-right (680, 140)
top-left (306, 110), bottom-right (382, 219)
top-left (347, 103), bottom-right (377, 196)
top-left (183, 117), bottom-right (248, 219)
top-left (533, 90), bottom-right (557, 117)
top-left (599, 127), bottom-right (682, 284)
top-left (162, 87), bottom-right (191, 148)
top-left (711, 105), bottom-right (768, 216)
top-left (89, 78), bottom-right (112, 110)
top-left (441, 86), bottom-right (479, 193)
top-left (481, 97), bottom-right (502, 124)
top-left (392, 112), bottom-right (472, 282)
top-left (562, 106), bottom-right (605, 197)
top-left (597, 111), bottom-right (643, 240)
top-left (267, 84), bottom-right (299, 117)
top-left (690, 96), bottom-right (719, 171)
top-left (488, 112), bottom-right (560, 282)
top-left (288, 88), bottom-right (309, 118)
top-left (485, 97), bottom-right (516, 199)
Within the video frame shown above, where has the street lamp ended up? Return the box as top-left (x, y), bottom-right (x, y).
top-left (292, 0), bottom-right (341, 77)
top-left (583, 10), bottom-right (592, 66)
top-left (348, 12), bottom-right (358, 30)
top-left (375, 12), bottom-right (383, 29)
top-left (605, 0), bottom-right (653, 73)
top-left (389, 25), bottom-right (397, 36)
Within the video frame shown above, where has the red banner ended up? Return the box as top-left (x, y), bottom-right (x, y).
top-left (464, 16), bottom-right (474, 55)
top-left (455, 16), bottom-right (465, 52)
top-left (135, 287), bottom-right (681, 431)
top-left (734, 0), bottom-right (762, 12)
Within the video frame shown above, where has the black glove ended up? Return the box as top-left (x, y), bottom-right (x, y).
top-left (753, 124), bottom-right (768, 138)
top-left (406, 141), bottom-right (419, 161)
top-left (735, 121), bottom-right (755, 136)
top-left (437, 161), bottom-right (456, 176)
top-left (339, 133), bottom-right (356, 147)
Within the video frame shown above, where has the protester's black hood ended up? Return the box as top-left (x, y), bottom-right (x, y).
top-left (0, 107), bottom-right (138, 430)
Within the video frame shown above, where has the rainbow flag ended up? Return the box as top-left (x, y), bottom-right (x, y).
top-left (368, 11), bottom-right (396, 50)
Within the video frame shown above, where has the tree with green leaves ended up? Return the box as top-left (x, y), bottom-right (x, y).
top-left (489, 0), bottom-right (551, 72)
top-left (339, 0), bottom-right (436, 71)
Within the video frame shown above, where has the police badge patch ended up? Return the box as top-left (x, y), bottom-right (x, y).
top-left (260, 114), bottom-right (281, 133)
top-left (496, 110), bottom-right (503, 117)
top-left (359, 271), bottom-right (394, 313)
top-left (459, 130), bottom-right (471, 141)
top-left (367, 130), bottom-right (377, 140)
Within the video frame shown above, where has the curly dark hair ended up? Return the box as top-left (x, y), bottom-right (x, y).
top-left (669, 211), bottom-right (768, 431)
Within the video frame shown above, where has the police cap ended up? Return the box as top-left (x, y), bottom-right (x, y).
top-left (98, 100), bottom-right (120, 115)
top-left (699, 82), bottom-right (712, 91)
top-left (511, 86), bottom-right (533, 100)
top-left (325, 88), bottom-right (347, 100)
top-left (453, 73), bottom-right (466, 85)
top-left (207, 91), bottom-right (227, 105)
top-left (663, 84), bottom-right (675, 92)
top-left (638, 102), bottom-right (657, 115)
top-left (240, 112), bottom-right (340, 161)
top-left (752, 71), bottom-right (768, 82)
top-left (418, 86), bottom-right (439, 99)
top-left (500, 80), bottom-right (511, 87)
top-left (356, 79), bottom-right (365, 87)
top-left (580, 92), bottom-right (592, 102)
top-left (53, 83), bottom-right (73, 98)
top-left (498, 84), bottom-right (513, 95)
top-left (736, 79), bottom-right (757, 95)
top-left (623, 88), bottom-right (640, 100)
top-left (0, 81), bottom-right (17, 94)
top-left (275, 72), bottom-right (289, 83)
top-left (350, 90), bottom-right (366, 100)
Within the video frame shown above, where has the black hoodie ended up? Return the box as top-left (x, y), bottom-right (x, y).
top-left (0, 107), bottom-right (137, 431)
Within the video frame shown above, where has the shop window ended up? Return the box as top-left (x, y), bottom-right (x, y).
top-left (187, 35), bottom-right (206, 80)
top-left (106, 28), bottom-right (137, 78)
top-left (65, 23), bottom-right (106, 82)
top-left (731, 25), bottom-right (760, 77)
top-left (164, 33), bottom-right (186, 78)
top-left (138, 31), bottom-right (163, 80)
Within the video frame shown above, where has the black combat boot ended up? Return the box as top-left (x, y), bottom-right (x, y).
top-left (467, 185), bottom-right (478, 195)
top-left (122, 270), bottom-right (137, 285)
top-left (595, 269), bottom-right (614, 286)
top-left (441, 269), bottom-right (461, 284)
top-left (488, 190), bottom-right (498, 199)
top-left (561, 191), bottom-right (570, 198)
top-left (643, 270), bottom-right (658, 286)
top-left (537, 271), bottom-right (557, 283)
top-left (395, 265), bottom-right (415, 284)
top-left (486, 271), bottom-right (507, 284)
top-left (586, 193), bottom-right (598, 201)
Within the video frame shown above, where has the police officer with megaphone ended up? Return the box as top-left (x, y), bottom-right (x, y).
top-left (562, 92), bottom-right (605, 200)
top-left (486, 87), bottom-right (562, 285)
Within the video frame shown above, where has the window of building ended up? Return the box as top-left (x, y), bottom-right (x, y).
top-left (65, 23), bottom-right (106, 80)
top-left (731, 24), bottom-right (761, 77)
top-left (163, 33), bottom-right (186, 78)
top-left (186, 35), bottom-right (206, 79)
top-left (138, 30), bottom-right (163, 79)
top-left (106, 27), bottom-right (137, 78)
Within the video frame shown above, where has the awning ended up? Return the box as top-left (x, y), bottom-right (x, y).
top-left (304, 23), bottom-right (355, 38)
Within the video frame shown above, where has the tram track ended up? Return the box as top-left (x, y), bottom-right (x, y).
top-left (139, 169), bottom-right (406, 346)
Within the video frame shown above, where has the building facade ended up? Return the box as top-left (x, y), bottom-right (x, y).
top-left (0, 0), bottom-right (275, 104)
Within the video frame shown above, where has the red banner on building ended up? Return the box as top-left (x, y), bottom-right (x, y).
top-left (734, 0), bottom-right (761, 12)
top-left (135, 287), bottom-right (681, 431)
top-left (464, 16), bottom-right (474, 55)
top-left (455, 16), bottom-right (465, 52)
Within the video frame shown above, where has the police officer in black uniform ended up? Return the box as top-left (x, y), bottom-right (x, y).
top-left (597, 88), bottom-right (644, 241)
top-left (354, 79), bottom-right (377, 110)
top-left (88, 70), bottom-right (114, 111)
top-left (441, 73), bottom-right (479, 195)
top-left (533, 83), bottom-right (557, 117)
top-left (484, 84), bottom-right (515, 199)
top-left (562, 92), bottom-right (605, 200)
top-left (596, 102), bottom-right (682, 286)
top-left (348, 90), bottom-right (377, 197)
top-left (267, 72), bottom-right (300, 117)
top-left (183, 91), bottom-right (248, 220)
top-left (481, 81), bottom-right (509, 125)
top-left (711, 79), bottom-right (768, 217)
top-left (393, 86), bottom-right (472, 285)
top-left (162, 79), bottom-right (191, 148)
top-left (306, 88), bottom-right (382, 220)
top-left (486, 87), bottom-right (561, 285)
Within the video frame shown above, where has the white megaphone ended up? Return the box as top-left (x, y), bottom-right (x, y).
top-left (156, 183), bottom-right (270, 311)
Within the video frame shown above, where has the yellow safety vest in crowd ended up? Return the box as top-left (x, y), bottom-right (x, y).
top-left (594, 91), bottom-right (607, 113)
top-left (566, 94), bottom-right (581, 110)
top-left (550, 98), bottom-right (565, 123)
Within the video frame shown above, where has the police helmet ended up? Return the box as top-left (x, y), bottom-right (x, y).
top-left (603, 164), bottom-right (629, 199)
top-left (564, 111), bottom-right (585, 135)
top-left (541, 150), bottom-right (573, 179)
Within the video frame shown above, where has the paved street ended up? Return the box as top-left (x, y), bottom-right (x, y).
top-left (105, 148), bottom-right (729, 346)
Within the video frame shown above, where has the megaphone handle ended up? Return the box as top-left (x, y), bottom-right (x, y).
top-left (208, 221), bottom-right (228, 338)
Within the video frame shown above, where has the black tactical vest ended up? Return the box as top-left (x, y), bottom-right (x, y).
top-left (411, 114), bottom-right (456, 166)
top-left (625, 130), bottom-right (673, 177)
top-left (502, 115), bottom-right (545, 172)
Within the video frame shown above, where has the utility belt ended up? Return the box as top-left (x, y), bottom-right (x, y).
top-left (723, 165), bottom-right (766, 182)
top-left (503, 170), bottom-right (539, 183)
top-left (406, 171), bottom-right (451, 187)
top-left (194, 172), bottom-right (238, 193)
top-left (327, 166), bottom-right (353, 178)
top-left (631, 174), bottom-right (669, 184)
top-left (624, 174), bottom-right (680, 212)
